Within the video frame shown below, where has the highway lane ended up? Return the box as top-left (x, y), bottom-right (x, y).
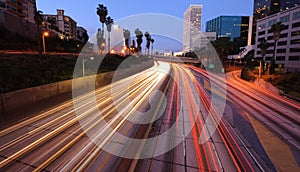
top-left (133, 64), bottom-right (264, 172)
top-left (1, 61), bottom-right (299, 171)
top-left (0, 62), bottom-right (170, 171)
top-left (188, 65), bottom-right (300, 171)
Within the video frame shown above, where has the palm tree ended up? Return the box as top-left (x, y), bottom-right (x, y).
top-left (135, 28), bottom-right (143, 53)
top-left (258, 38), bottom-right (269, 76)
top-left (123, 29), bottom-right (130, 55)
top-left (105, 16), bottom-right (113, 55)
top-left (270, 22), bottom-right (286, 74)
top-left (144, 31), bottom-right (151, 56)
top-left (96, 4), bottom-right (108, 53)
top-left (34, 9), bottom-right (43, 61)
top-left (151, 38), bottom-right (154, 56)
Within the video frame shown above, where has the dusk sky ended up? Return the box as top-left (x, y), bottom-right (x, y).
top-left (37, 0), bottom-right (254, 51)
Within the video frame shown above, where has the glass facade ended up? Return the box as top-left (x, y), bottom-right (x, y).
top-left (206, 16), bottom-right (249, 44)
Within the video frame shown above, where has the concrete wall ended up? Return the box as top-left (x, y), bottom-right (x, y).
top-left (0, 60), bottom-right (154, 126)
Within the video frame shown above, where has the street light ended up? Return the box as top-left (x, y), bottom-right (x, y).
top-left (82, 57), bottom-right (94, 76)
top-left (42, 31), bottom-right (49, 54)
top-left (101, 42), bottom-right (106, 54)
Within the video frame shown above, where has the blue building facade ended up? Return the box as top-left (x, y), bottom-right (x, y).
top-left (205, 16), bottom-right (249, 44)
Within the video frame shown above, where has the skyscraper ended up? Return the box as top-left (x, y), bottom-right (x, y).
top-left (183, 4), bottom-right (202, 51)
top-left (206, 16), bottom-right (250, 44)
top-left (252, 0), bottom-right (300, 44)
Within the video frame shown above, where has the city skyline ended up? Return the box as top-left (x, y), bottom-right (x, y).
top-left (1, 1), bottom-right (300, 171)
top-left (37, 0), bottom-right (254, 40)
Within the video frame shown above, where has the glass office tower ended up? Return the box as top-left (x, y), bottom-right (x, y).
top-left (206, 16), bottom-right (249, 45)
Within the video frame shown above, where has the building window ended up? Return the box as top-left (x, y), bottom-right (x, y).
top-left (276, 56), bottom-right (285, 61)
top-left (291, 39), bottom-right (300, 44)
top-left (280, 15), bottom-right (290, 23)
top-left (288, 56), bottom-right (300, 61)
top-left (290, 48), bottom-right (300, 52)
top-left (293, 11), bottom-right (300, 20)
top-left (258, 23), bottom-right (266, 29)
top-left (266, 50), bottom-right (274, 54)
top-left (280, 33), bottom-right (288, 38)
top-left (258, 38), bottom-right (266, 42)
top-left (267, 35), bottom-right (274, 40)
top-left (292, 22), bottom-right (300, 28)
top-left (268, 29), bottom-right (272, 34)
top-left (258, 31), bottom-right (266, 35)
top-left (268, 19), bottom-right (277, 27)
top-left (265, 57), bottom-right (273, 61)
top-left (277, 49), bottom-right (286, 53)
top-left (0, 1), bottom-right (6, 8)
top-left (278, 41), bottom-right (287, 46)
top-left (257, 51), bottom-right (261, 54)
top-left (291, 30), bottom-right (300, 36)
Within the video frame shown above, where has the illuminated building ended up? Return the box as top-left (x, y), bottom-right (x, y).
top-left (255, 6), bottom-right (300, 72)
top-left (183, 4), bottom-right (202, 52)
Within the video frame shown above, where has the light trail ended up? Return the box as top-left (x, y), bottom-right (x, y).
top-left (1, 61), bottom-right (297, 171)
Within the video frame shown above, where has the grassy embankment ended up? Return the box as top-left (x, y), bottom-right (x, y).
top-left (0, 53), bottom-right (149, 93)
top-left (241, 65), bottom-right (300, 99)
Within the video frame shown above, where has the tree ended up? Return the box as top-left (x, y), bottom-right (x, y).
top-left (135, 28), bottom-right (143, 53)
top-left (96, 4), bottom-right (108, 53)
top-left (258, 38), bottom-right (269, 59)
top-left (150, 38), bottom-right (154, 56)
top-left (144, 31), bottom-right (151, 56)
top-left (105, 16), bottom-right (114, 55)
top-left (34, 9), bottom-right (43, 61)
top-left (270, 22), bottom-right (286, 74)
top-left (258, 38), bottom-right (269, 76)
top-left (123, 29), bottom-right (130, 55)
top-left (258, 39), bottom-right (270, 73)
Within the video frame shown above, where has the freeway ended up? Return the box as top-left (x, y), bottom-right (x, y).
top-left (0, 61), bottom-right (299, 171)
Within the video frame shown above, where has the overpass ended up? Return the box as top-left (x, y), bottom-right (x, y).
top-left (153, 55), bottom-right (202, 64)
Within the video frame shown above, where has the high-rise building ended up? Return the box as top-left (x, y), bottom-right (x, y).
top-left (206, 16), bottom-right (250, 45)
top-left (252, 0), bottom-right (300, 44)
top-left (254, 5), bottom-right (300, 72)
top-left (254, 0), bottom-right (300, 20)
top-left (43, 9), bottom-right (77, 39)
top-left (183, 4), bottom-right (202, 52)
top-left (0, 0), bottom-right (36, 23)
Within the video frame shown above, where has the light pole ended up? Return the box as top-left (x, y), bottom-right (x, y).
top-left (42, 31), bottom-right (49, 54)
top-left (82, 57), bottom-right (94, 76)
